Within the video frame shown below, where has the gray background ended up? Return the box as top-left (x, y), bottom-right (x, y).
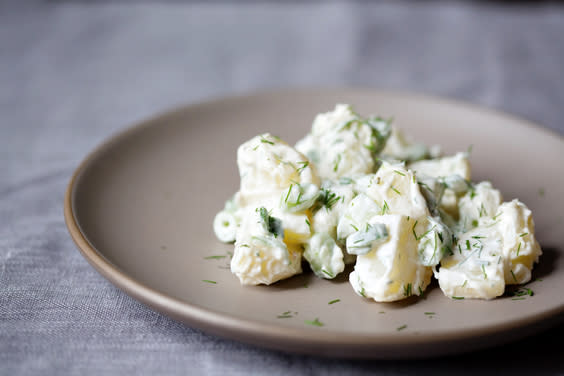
top-left (1, 1), bottom-right (563, 375)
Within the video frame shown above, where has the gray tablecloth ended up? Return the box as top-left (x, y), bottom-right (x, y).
top-left (1, 1), bottom-right (563, 375)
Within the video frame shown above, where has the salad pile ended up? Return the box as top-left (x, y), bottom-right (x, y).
top-left (213, 104), bottom-right (542, 302)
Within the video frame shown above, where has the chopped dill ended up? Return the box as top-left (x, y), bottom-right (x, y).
top-left (296, 161), bottom-right (309, 173)
top-left (381, 200), bottom-right (390, 215)
top-left (304, 318), bottom-right (324, 327)
top-left (333, 154), bottom-right (342, 172)
top-left (516, 242), bottom-right (522, 256)
top-left (479, 203), bottom-right (487, 218)
top-left (277, 310), bottom-right (297, 319)
top-left (322, 269), bottom-right (335, 278)
top-left (204, 255), bottom-right (227, 260)
top-left (538, 187), bottom-right (545, 197)
top-left (318, 188), bottom-right (341, 210)
top-left (284, 184), bottom-right (293, 203)
top-left (412, 220), bottom-right (419, 240)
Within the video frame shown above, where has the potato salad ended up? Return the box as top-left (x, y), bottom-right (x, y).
top-left (213, 104), bottom-right (542, 301)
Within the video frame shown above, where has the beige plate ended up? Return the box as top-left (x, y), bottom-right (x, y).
top-left (65, 89), bottom-right (564, 358)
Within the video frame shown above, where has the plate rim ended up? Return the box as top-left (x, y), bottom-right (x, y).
top-left (64, 87), bottom-right (564, 358)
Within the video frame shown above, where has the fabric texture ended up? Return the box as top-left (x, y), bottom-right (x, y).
top-left (1, 1), bottom-right (563, 375)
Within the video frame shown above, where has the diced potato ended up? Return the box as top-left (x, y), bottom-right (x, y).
top-left (436, 227), bottom-right (505, 300)
top-left (231, 208), bottom-right (302, 285)
top-left (350, 215), bottom-right (432, 302)
top-left (458, 181), bottom-right (503, 232)
top-left (361, 162), bottom-right (429, 220)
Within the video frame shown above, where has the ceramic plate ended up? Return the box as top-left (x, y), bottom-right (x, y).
top-left (65, 89), bottom-right (564, 358)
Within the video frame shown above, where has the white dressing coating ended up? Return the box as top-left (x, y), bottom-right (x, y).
top-left (350, 215), bottom-right (433, 302)
top-left (295, 104), bottom-right (391, 180)
top-left (417, 216), bottom-right (453, 267)
top-left (337, 194), bottom-right (382, 242)
top-left (382, 126), bottom-right (440, 162)
top-left (494, 199), bottom-right (542, 284)
top-left (231, 208), bottom-right (302, 285)
top-left (409, 152), bottom-right (471, 180)
top-left (236, 133), bottom-right (319, 208)
top-left (458, 181), bottom-right (503, 232)
top-left (360, 162), bottom-right (429, 220)
top-left (436, 227), bottom-right (506, 300)
top-left (311, 180), bottom-right (356, 238)
top-left (229, 134), bottom-right (319, 285)
top-left (436, 198), bottom-right (541, 299)
top-left (303, 233), bottom-right (345, 279)
top-left (213, 104), bottom-right (542, 302)
top-left (409, 152), bottom-right (471, 218)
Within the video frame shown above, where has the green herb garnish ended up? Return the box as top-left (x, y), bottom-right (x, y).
top-left (321, 269), bottom-right (335, 278)
top-left (277, 311), bottom-right (294, 319)
top-left (381, 200), bottom-right (390, 215)
top-left (516, 242), bottom-right (522, 256)
top-left (257, 207), bottom-right (284, 238)
top-left (304, 318), bottom-right (324, 327)
top-left (403, 283), bottom-right (412, 297)
top-left (318, 188), bottom-right (341, 210)
top-left (479, 203), bottom-right (487, 218)
top-left (204, 255), bottom-right (227, 260)
top-left (296, 161), bottom-right (309, 173)
top-left (396, 324), bottom-right (407, 331)
top-left (328, 299), bottom-right (341, 305)
top-left (202, 280), bottom-right (217, 284)
top-left (333, 154), bottom-right (342, 172)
